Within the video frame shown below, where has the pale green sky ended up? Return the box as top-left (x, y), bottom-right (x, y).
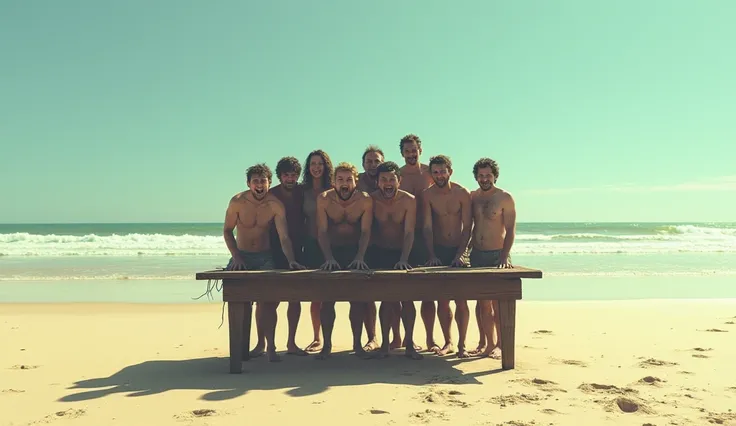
top-left (1, 0), bottom-right (734, 223)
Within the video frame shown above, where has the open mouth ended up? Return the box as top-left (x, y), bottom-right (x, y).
top-left (254, 188), bottom-right (265, 196)
top-left (407, 156), bottom-right (418, 164)
top-left (382, 187), bottom-right (395, 197)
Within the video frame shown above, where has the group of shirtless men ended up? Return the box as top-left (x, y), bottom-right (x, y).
top-left (223, 134), bottom-right (516, 363)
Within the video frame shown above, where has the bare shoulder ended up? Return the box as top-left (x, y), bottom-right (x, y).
top-left (369, 189), bottom-right (382, 200)
top-left (495, 187), bottom-right (514, 200)
top-left (397, 189), bottom-right (415, 201)
top-left (317, 188), bottom-right (335, 205)
top-left (228, 191), bottom-right (249, 208)
top-left (265, 193), bottom-right (285, 211)
top-left (452, 182), bottom-right (471, 195)
top-left (420, 163), bottom-right (430, 173)
top-left (356, 190), bottom-right (373, 206)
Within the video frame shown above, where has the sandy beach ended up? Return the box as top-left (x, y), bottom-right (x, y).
top-left (2, 300), bottom-right (735, 426)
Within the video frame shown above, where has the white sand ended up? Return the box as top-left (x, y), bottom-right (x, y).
top-left (1, 300), bottom-right (735, 426)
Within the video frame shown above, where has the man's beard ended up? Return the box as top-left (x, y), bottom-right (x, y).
top-left (433, 178), bottom-right (447, 188)
top-left (405, 156), bottom-right (418, 165)
top-left (338, 186), bottom-right (355, 201)
top-left (380, 186), bottom-right (396, 199)
top-left (478, 181), bottom-right (493, 191)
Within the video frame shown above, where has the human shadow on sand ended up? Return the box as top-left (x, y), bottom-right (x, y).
top-left (59, 351), bottom-right (502, 402)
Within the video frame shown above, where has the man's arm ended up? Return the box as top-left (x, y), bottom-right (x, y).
top-left (271, 198), bottom-right (298, 264)
top-left (223, 198), bottom-right (242, 259)
top-left (422, 190), bottom-right (436, 258)
top-left (501, 193), bottom-right (517, 261)
top-left (356, 196), bottom-right (374, 260)
top-left (455, 187), bottom-right (473, 259)
top-left (316, 194), bottom-right (334, 261)
top-left (400, 196), bottom-right (417, 263)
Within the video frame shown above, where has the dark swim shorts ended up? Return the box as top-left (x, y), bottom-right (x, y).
top-left (469, 248), bottom-right (509, 267)
top-left (331, 244), bottom-right (359, 269)
top-left (433, 245), bottom-right (460, 266)
top-left (302, 237), bottom-right (325, 269)
top-left (409, 231), bottom-right (427, 267)
top-left (226, 250), bottom-right (275, 270)
top-left (368, 245), bottom-right (403, 270)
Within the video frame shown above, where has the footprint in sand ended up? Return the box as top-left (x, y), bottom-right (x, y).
top-left (533, 330), bottom-right (553, 335)
top-left (703, 412), bottom-right (736, 424)
top-left (408, 408), bottom-right (447, 423)
top-left (578, 383), bottom-right (638, 395)
top-left (418, 388), bottom-right (470, 408)
top-left (550, 357), bottom-right (588, 367)
top-left (692, 354), bottom-right (709, 359)
top-left (600, 396), bottom-right (655, 415)
top-left (512, 378), bottom-right (568, 393)
top-left (724, 321), bottom-right (735, 325)
top-left (703, 328), bottom-right (728, 332)
top-left (690, 347), bottom-right (713, 352)
top-left (368, 409), bottom-right (390, 415)
top-left (726, 387), bottom-right (736, 393)
top-left (489, 393), bottom-right (546, 407)
top-left (637, 358), bottom-right (678, 368)
top-left (498, 422), bottom-right (536, 426)
top-left (35, 409), bottom-right (86, 422)
top-left (540, 408), bottom-right (561, 415)
top-left (1, 389), bottom-right (25, 394)
top-left (637, 376), bottom-right (665, 386)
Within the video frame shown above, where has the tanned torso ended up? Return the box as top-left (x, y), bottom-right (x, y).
top-left (320, 189), bottom-right (371, 246)
top-left (227, 191), bottom-right (280, 252)
top-left (303, 185), bottom-right (325, 239)
top-left (371, 189), bottom-right (415, 249)
top-left (271, 184), bottom-right (304, 244)
top-left (399, 164), bottom-right (432, 228)
top-left (471, 187), bottom-right (512, 251)
top-left (424, 183), bottom-right (471, 247)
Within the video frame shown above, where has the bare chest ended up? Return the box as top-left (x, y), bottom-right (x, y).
top-left (238, 203), bottom-right (274, 228)
top-left (400, 173), bottom-right (431, 196)
top-left (326, 202), bottom-right (363, 224)
top-left (430, 194), bottom-right (461, 216)
top-left (374, 202), bottom-right (405, 224)
top-left (473, 196), bottom-right (503, 222)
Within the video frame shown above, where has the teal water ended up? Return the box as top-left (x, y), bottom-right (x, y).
top-left (1, 222), bottom-right (735, 303)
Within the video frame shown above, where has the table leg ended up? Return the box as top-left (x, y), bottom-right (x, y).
top-left (243, 302), bottom-right (253, 361)
top-left (228, 302), bottom-right (245, 374)
top-left (498, 299), bottom-right (516, 370)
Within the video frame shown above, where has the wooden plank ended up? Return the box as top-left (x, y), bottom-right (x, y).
top-left (196, 265), bottom-right (543, 281)
top-left (498, 299), bottom-right (517, 370)
top-left (221, 277), bottom-right (522, 302)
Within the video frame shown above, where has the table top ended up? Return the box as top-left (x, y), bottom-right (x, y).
top-left (195, 265), bottom-right (543, 281)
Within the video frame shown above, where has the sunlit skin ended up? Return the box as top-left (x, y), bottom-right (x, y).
top-left (303, 153), bottom-right (328, 354)
top-left (315, 168), bottom-right (373, 360)
top-left (223, 172), bottom-right (306, 362)
top-left (250, 169), bottom-right (307, 358)
top-left (397, 140), bottom-right (436, 353)
top-left (469, 165), bottom-right (517, 359)
top-left (422, 161), bottom-right (473, 358)
top-left (357, 150), bottom-right (384, 351)
top-left (370, 169), bottom-right (422, 360)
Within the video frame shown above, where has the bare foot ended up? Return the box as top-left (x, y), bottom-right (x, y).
top-left (479, 347), bottom-right (502, 359)
top-left (286, 345), bottom-right (308, 356)
top-left (390, 338), bottom-right (402, 350)
top-left (457, 347), bottom-right (471, 358)
top-left (425, 340), bottom-right (441, 354)
top-left (305, 340), bottom-right (322, 353)
top-left (469, 345), bottom-right (486, 356)
top-left (405, 347), bottom-right (424, 360)
top-left (437, 342), bottom-right (456, 356)
top-left (249, 345), bottom-right (265, 358)
top-left (267, 350), bottom-right (281, 362)
top-left (315, 345), bottom-right (332, 360)
top-left (362, 339), bottom-right (379, 352)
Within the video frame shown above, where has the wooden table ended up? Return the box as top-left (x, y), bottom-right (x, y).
top-left (195, 266), bottom-right (543, 374)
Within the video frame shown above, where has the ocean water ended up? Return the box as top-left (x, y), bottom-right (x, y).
top-left (1, 222), bottom-right (735, 303)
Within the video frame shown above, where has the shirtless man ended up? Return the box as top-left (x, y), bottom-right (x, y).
top-left (356, 145), bottom-right (383, 352)
top-left (397, 134), bottom-right (437, 353)
top-left (422, 155), bottom-right (473, 358)
top-left (468, 158), bottom-right (516, 359)
top-left (368, 161), bottom-right (422, 360)
top-left (223, 163), bottom-right (306, 362)
top-left (250, 157), bottom-right (307, 358)
top-left (315, 162), bottom-right (373, 360)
